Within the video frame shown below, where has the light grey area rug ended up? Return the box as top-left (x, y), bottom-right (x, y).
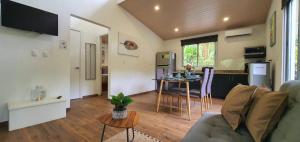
top-left (105, 129), bottom-right (160, 142)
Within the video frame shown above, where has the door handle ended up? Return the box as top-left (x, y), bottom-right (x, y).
top-left (75, 67), bottom-right (80, 70)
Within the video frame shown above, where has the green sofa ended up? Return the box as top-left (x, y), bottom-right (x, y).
top-left (182, 80), bottom-right (300, 142)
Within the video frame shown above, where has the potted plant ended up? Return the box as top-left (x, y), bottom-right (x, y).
top-left (185, 63), bottom-right (195, 78)
top-left (111, 92), bottom-right (133, 119)
top-left (185, 63), bottom-right (193, 72)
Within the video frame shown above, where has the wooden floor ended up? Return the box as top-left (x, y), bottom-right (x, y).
top-left (0, 92), bottom-right (223, 142)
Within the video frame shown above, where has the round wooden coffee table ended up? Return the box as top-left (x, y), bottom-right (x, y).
top-left (98, 111), bottom-right (139, 142)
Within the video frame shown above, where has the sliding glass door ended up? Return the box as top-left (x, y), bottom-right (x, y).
top-left (285, 0), bottom-right (300, 80)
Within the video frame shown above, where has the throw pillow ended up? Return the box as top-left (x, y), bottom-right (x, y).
top-left (221, 84), bottom-right (257, 130)
top-left (246, 91), bottom-right (288, 142)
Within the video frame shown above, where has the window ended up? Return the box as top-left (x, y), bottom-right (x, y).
top-left (198, 42), bottom-right (216, 67)
top-left (284, 0), bottom-right (300, 80)
top-left (182, 35), bottom-right (217, 67)
top-left (183, 44), bottom-right (198, 67)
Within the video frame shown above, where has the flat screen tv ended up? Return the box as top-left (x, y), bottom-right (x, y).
top-left (1, 0), bottom-right (58, 36)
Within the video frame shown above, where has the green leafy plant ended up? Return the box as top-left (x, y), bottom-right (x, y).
top-left (111, 92), bottom-right (133, 111)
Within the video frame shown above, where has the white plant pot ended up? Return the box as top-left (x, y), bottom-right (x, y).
top-left (112, 108), bottom-right (128, 120)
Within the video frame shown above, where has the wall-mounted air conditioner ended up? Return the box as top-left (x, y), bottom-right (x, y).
top-left (225, 28), bottom-right (253, 37)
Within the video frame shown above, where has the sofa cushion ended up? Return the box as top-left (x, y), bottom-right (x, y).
top-left (268, 81), bottom-right (300, 142)
top-left (252, 87), bottom-right (271, 100)
top-left (221, 85), bottom-right (257, 130)
top-left (182, 113), bottom-right (254, 142)
top-left (249, 87), bottom-right (271, 109)
top-left (246, 91), bottom-right (288, 142)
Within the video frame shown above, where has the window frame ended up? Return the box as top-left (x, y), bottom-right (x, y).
top-left (182, 41), bottom-right (217, 68)
top-left (284, 0), bottom-right (300, 81)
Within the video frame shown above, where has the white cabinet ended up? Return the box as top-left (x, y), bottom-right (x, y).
top-left (8, 97), bottom-right (66, 131)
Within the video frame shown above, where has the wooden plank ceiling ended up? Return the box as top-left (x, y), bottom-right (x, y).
top-left (119, 0), bottom-right (272, 40)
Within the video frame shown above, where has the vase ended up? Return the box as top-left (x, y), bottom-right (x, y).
top-left (112, 108), bottom-right (128, 120)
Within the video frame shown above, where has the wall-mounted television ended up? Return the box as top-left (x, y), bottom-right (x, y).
top-left (1, 0), bottom-right (58, 36)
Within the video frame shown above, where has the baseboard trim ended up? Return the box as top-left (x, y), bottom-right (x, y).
top-left (129, 90), bottom-right (156, 97)
top-left (82, 94), bottom-right (99, 98)
top-left (78, 90), bottom-right (156, 100)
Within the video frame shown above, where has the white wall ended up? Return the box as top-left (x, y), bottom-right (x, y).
top-left (70, 16), bottom-right (109, 97)
top-left (162, 24), bottom-right (266, 71)
top-left (0, 0), bottom-right (70, 123)
top-left (0, 0), bottom-right (163, 122)
top-left (266, 0), bottom-right (284, 90)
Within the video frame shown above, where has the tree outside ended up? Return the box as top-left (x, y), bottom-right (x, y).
top-left (183, 42), bottom-right (216, 67)
top-left (183, 44), bottom-right (198, 67)
top-left (198, 42), bottom-right (215, 67)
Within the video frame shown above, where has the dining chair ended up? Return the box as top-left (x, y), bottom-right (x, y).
top-left (176, 68), bottom-right (210, 115)
top-left (201, 67), bottom-right (213, 109)
top-left (206, 68), bottom-right (214, 108)
top-left (159, 81), bottom-right (181, 112)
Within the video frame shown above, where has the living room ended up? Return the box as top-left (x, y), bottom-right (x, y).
top-left (0, 0), bottom-right (299, 142)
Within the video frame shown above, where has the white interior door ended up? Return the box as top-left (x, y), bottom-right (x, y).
top-left (70, 30), bottom-right (81, 99)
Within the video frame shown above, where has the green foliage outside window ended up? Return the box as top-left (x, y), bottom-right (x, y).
top-left (183, 42), bottom-right (216, 67)
top-left (183, 44), bottom-right (198, 67)
top-left (198, 42), bottom-right (216, 67)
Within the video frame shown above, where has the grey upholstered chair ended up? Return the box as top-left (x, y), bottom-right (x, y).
top-left (177, 68), bottom-right (210, 114)
top-left (206, 68), bottom-right (214, 108)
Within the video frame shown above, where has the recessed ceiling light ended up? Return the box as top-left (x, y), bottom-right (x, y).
top-left (223, 17), bottom-right (230, 22)
top-left (174, 28), bottom-right (179, 32)
top-left (154, 5), bottom-right (160, 11)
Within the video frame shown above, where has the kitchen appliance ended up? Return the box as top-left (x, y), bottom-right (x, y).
top-left (155, 52), bottom-right (176, 90)
top-left (244, 46), bottom-right (267, 73)
top-left (244, 46), bottom-right (266, 59)
top-left (248, 62), bottom-right (271, 88)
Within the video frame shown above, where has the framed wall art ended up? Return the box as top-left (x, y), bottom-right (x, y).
top-left (118, 32), bottom-right (141, 57)
top-left (270, 11), bottom-right (276, 47)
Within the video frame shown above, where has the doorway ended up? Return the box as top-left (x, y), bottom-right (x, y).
top-left (69, 15), bottom-right (110, 100)
top-left (100, 35), bottom-right (109, 97)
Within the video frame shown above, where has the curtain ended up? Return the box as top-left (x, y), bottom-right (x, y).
top-left (282, 0), bottom-right (292, 9)
top-left (181, 35), bottom-right (218, 46)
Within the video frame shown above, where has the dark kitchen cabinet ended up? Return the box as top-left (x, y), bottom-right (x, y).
top-left (211, 74), bottom-right (248, 99)
top-left (155, 72), bottom-right (248, 99)
top-left (178, 73), bottom-right (248, 99)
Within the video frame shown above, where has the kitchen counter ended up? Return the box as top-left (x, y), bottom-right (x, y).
top-left (176, 70), bottom-right (248, 75)
top-left (173, 70), bottom-right (248, 99)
